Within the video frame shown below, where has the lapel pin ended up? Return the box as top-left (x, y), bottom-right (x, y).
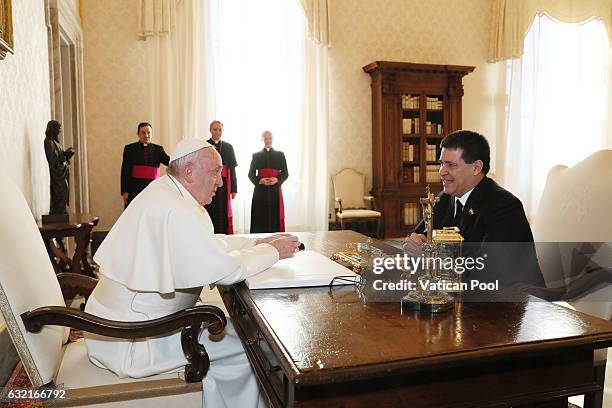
top-left (468, 208), bottom-right (475, 215)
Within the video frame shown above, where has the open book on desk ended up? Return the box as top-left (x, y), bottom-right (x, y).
top-left (246, 250), bottom-right (358, 290)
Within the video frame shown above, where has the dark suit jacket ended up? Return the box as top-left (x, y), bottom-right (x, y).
top-left (414, 177), bottom-right (544, 287)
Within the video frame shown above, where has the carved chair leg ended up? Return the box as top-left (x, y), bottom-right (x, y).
top-left (340, 219), bottom-right (346, 230)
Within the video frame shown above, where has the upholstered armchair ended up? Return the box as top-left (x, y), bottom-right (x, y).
top-left (0, 172), bottom-right (225, 407)
top-left (332, 168), bottom-right (381, 237)
top-left (529, 150), bottom-right (612, 408)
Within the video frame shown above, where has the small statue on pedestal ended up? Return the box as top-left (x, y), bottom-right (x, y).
top-left (43, 120), bottom-right (74, 223)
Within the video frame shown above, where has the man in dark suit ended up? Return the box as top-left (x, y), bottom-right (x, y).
top-left (407, 130), bottom-right (544, 287)
top-left (121, 122), bottom-right (170, 207)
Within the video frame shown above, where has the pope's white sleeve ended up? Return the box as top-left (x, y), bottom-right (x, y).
top-left (213, 243), bottom-right (279, 285)
top-left (215, 234), bottom-right (258, 251)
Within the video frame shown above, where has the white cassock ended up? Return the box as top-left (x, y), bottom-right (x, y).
top-left (84, 175), bottom-right (278, 408)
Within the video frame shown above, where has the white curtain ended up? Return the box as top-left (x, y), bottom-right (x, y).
top-left (502, 14), bottom-right (609, 219)
top-left (488, 0), bottom-right (612, 62)
top-left (298, 0), bottom-right (331, 46)
top-left (206, 0), bottom-right (329, 233)
top-left (143, 0), bottom-right (211, 152)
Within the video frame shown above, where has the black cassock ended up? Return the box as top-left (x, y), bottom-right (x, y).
top-left (121, 142), bottom-right (169, 206)
top-left (204, 139), bottom-right (238, 234)
top-left (248, 148), bottom-right (288, 233)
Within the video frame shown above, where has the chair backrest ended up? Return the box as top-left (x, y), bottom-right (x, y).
top-left (0, 173), bottom-right (68, 386)
top-left (532, 150), bottom-right (612, 287)
top-left (332, 168), bottom-right (366, 210)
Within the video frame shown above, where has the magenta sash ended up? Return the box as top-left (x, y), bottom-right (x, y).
top-left (221, 165), bottom-right (233, 234)
top-left (258, 168), bottom-right (285, 232)
top-left (131, 165), bottom-right (160, 180)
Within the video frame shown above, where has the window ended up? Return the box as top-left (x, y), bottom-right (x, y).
top-left (504, 14), bottom-right (609, 218)
top-left (206, 0), bottom-right (327, 232)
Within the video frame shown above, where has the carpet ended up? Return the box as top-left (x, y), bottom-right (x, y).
top-left (0, 331), bottom-right (83, 408)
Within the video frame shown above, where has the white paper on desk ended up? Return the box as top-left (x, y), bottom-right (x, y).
top-left (246, 250), bottom-right (357, 290)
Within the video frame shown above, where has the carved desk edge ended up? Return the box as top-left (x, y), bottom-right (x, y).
top-left (223, 283), bottom-right (612, 389)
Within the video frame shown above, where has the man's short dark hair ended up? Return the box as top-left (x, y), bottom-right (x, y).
top-left (137, 122), bottom-right (152, 133)
top-left (440, 130), bottom-right (490, 175)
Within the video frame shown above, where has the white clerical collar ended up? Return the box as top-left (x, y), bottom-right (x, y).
top-left (211, 139), bottom-right (220, 145)
top-left (456, 187), bottom-right (474, 207)
top-left (265, 147), bottom-right (271, 152)
top-left (166, 175), bottom-right (200, 207)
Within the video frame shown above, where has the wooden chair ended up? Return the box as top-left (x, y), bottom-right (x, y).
top-left (0, 172), bottom-right (225, 407)
top-left (332, 168), bottom-right (381, 238)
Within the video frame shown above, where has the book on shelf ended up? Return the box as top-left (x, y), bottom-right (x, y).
top-left (402, 142), bottom-right (416, 162)
top-left (403, 202), bottom-right (420, 226)
top-left (426, 96), bottom-right (443, 110)
top-left (402, 94), bottom-right (420, 109)
top-left (402, 166), bottom-right (420, 183)
top-left (425, 164), bottom-right (440, 183)
top-left (402, 167), bottom-right (412, 183)
top-left (402, 118), bottom-right (411, 134)
top-left (425, 122), bottom-right (443, 135)
top-left (426, 144), bottom-right (437, 161)
top-left (402, 118), bottom-right (419, 134)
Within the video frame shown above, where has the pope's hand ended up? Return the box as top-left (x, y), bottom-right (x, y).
top-left (256, 233), bottom-right (293, 245)
top-left (266, 235), bottom-right (300, 259)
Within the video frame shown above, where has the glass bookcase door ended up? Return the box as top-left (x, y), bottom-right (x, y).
top-left (402, 201), bottom-right (421, 229)
top-left (401, 93), bottom-right (421, 185)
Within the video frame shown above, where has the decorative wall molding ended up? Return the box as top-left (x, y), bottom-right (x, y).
top-left (45, 0), bottom-right (90, 214)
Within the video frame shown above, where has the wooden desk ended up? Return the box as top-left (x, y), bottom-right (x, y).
top-left (220, 230), bottom-right (612, 407)
top-left (37, 213), bottom-right (99, 277)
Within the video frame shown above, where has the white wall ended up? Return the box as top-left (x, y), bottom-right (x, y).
top-left (0, 0), bottom-right (52, 220)
top-left (327, 0), bottom-right (505, 216)
top-left (82, 0), bottom-right (150, 230)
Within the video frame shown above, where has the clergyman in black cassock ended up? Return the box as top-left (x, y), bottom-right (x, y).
top-left (204, 120), bottom-right (238, 234)
top-left (120, 123), bottom-right (170, 207)
top-left (249, 131), bottom-right (288, 233)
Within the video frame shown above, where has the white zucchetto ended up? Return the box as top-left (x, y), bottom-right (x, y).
top-left (170, 138), bottom-right (213, 163)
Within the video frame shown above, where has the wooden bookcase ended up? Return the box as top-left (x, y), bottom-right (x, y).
top-left (362, 61), bottom-right (474, 238)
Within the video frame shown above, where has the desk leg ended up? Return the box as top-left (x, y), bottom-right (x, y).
top-left (73, 227), bottom-right (95, 277)
top-left (584, 362), bottom-right (606, 408)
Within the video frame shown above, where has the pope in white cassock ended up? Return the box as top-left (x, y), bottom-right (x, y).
top-left (84, 138), bottom-right (300, 408)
